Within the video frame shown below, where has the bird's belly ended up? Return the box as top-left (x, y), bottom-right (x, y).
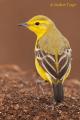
top-left (35, 58), bottom-right (52, 84)
top-left (35, 58), bottom-right (47, 80)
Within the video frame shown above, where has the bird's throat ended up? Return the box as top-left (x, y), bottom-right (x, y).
top-left (36, 29), bottom-right (47, 40)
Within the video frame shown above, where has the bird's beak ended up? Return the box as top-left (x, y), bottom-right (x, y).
top-left (18, 22), bottom-right (27, 27)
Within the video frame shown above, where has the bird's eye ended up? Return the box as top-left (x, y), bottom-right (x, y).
top-left (35, 22), bottom-right (40, 26)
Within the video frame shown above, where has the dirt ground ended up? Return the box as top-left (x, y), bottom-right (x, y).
top-left (0, 65), bottom-right (80, 120)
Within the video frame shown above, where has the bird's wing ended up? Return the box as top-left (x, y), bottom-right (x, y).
top-left (35, 47), bottom-right (72, 81)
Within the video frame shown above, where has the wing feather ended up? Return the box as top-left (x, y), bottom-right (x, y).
top-left (35, 47), bottom-right (72, 81)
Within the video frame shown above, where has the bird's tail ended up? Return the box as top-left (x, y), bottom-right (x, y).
top-left (53, 82), bottom-right (64, 103)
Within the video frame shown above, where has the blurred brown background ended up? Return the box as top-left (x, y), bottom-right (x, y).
top-left (0, 0), bottom-right (80, 79)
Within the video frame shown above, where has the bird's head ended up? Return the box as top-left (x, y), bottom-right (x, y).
top-left (19, 15), bottom-right (55, 39)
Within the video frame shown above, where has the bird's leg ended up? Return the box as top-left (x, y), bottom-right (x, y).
top-left (35, 78), bottom-right (48, 95)
top-left (36, 78), bottom-right (48, 84)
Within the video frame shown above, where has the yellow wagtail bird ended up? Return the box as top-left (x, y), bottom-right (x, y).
top-left (19, 15), bottom-right (72, 103)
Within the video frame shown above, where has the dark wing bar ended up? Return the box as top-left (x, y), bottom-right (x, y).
top-left (35, 47), bottom-right (72, 80)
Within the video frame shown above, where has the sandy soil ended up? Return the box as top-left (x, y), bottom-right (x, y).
top-left (0, 65), bottom-right (80, 120)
